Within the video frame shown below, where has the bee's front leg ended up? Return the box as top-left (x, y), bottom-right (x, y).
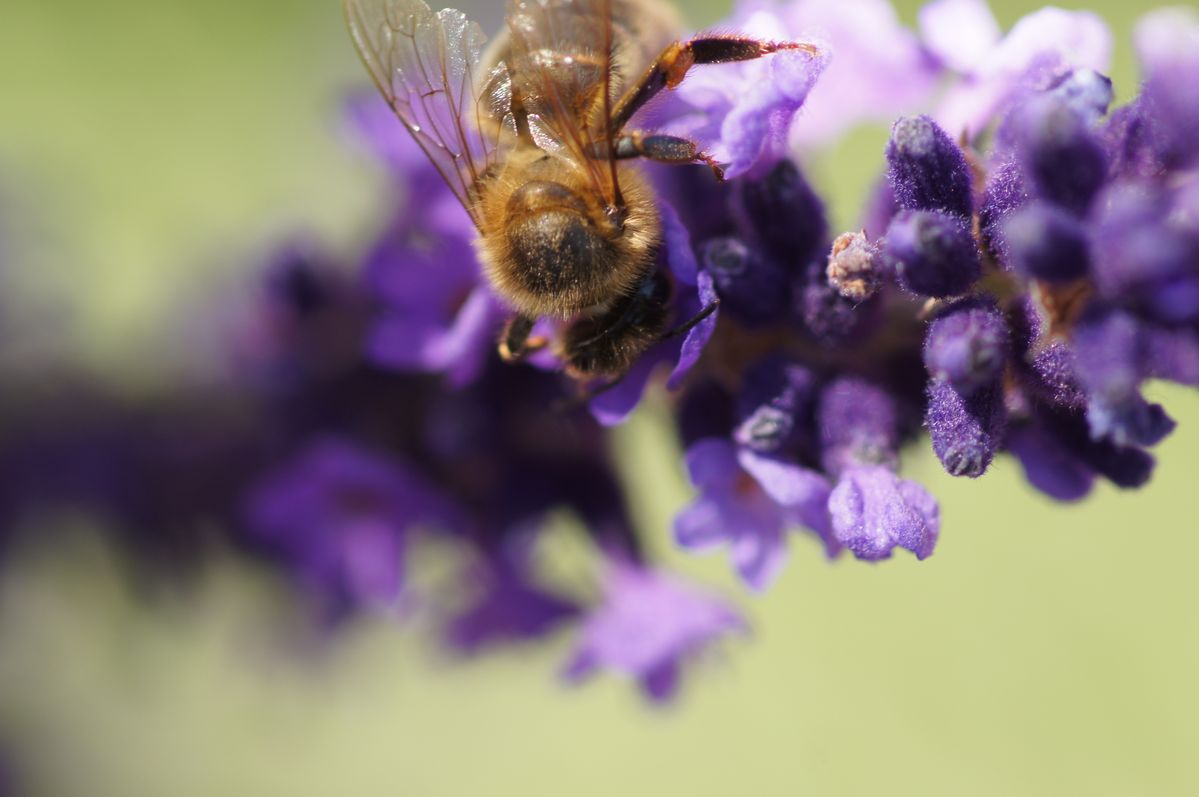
top-left (610, 36), bottom-right (820, 132)
top-left (498, 314), bottom-right (547, 362)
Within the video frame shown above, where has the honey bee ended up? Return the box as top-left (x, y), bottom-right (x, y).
top-left (343, 0), bottom-right (813, 381)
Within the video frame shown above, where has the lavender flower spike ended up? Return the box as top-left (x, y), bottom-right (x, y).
top-left (563, 562), bottom-right (746, 702)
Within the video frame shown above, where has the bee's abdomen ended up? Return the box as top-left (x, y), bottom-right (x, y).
top-left (493, 180), bottom-right (634, 318)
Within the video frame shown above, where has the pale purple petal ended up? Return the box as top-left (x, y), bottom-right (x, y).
top-left (683, 438), bottom-right (739, 491)
top-left (674, 498), bottom-right (729, 551)
top-left (828, 465), bottom-right (940, 561)
top-left (934, 7), bottom-right (1112, 136)
top-left (731, 521), bottom-right (788, 591)
top-left (736, 448), bottom-right (830, 508)
top-left (918, 0), bottom-right (1001, 74)
top-left (784, 0), bottom-right (940, 148)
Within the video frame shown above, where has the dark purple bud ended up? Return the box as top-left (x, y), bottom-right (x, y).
top-left (979, 158), bottom-right (1029, 264)
top-left (793, 266), bottom-right (877, 345)
top-left (1006, 420), bottom-right (1095, 501)
top-left (826, 231), bottom-right (886, 302)
top-left (817, 378), bottom-right (899, 474)
top-left (1072, 308), bottom-right (1144, 411)
top-left (923, 298), bottom-right (1010, 395)
top-left (1145, 325), bottom-right (1199, 386)
top-left (861, 177), bottom-right (898, 240)
top-left (1013, 95), bottom-right (1108, 215)
top-left (1001, 202), bottom-right (1091, 282)
top-left (730, 159), bottom-right (827, 266)
top-left (926, 380), bottom-right (1006, 478)
top-left (1039, 406), bottom-right (1155, 489)
top-left (700, 237), bottom-right (790, 326)
top-left (734, 356), bottom-right (819, 455)
top-left (886, 115), bottom-right (973, 217)
top-left (1047, 69), bottom-right (1114, 123)
top-left (1086, 395), bottom-right (1176, 448)
top-left (884, 209), bottom-right (981, 297)
top-left (677, 380), bottom-right (735, 448)
top-left (1090, 183), bottom-right (1199, 322)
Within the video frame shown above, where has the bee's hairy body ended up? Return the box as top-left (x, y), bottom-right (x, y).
top-left (344, 0), bottom-right (805, 379)
top-left (475, 149), bottom-right (659, 320)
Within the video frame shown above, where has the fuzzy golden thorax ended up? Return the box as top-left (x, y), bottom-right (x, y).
top-left (474, 149), bottom-right (660, 320)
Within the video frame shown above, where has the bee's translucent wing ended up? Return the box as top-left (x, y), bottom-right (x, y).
top-left (343, 0), bottom-right (515, 229)
top-left (504, 0), bottom-right (622, 209)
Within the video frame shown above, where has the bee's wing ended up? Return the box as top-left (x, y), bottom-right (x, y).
top-left (343, 0), bottom-right (516, 229)
top-left (505, 0), bottom-right (622, 209)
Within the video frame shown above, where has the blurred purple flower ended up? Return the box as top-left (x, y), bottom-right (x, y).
top-left (563, 561), bottom-right (746, 701)
top-left (674, 438), bottom-right (833, 590)
top-left (245, 437), bottom-right (458, 608)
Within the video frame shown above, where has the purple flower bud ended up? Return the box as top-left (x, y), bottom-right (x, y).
top-left (1006, 419), bottom-right (1096, 502)
top-left (1001, 201), bottom-right (1091, 282)
top-left (1072, 310), bottom-right (1175, 446)
top-left (730, 159), bottom-right (828, 266)
top-left (886, 115), bottom-right (973, 217)
top-left (700, 237), bottom-right (789, 326)
top-left (828, 465), bottom-right (939, 561)
top-left (793, 265), bottom-right (877, 345)
top-left (1103, 95), bottom-right (1169, 180)
top-left (1028, 343), bottom-right (1087, 409)
top-left (818, 378), bottom-right (898, 474)
top-left (923, 298), bottom-right (1010, 395)
top-left (444, 557), bottom-right (578, 654)
top-left (1039, 406), bottom-right (1156, 489)
top-left (826, 231), bottom-right (885, 302)
top-left (1013, 95), bottom-right (1108, 215)
top-left (1089, 183), bottom-right (1199, 323)
top-left (734, 356), bottom-right (819, 455)
top-left (926, 380), bottom-right (1006, 478)
top-left (979, 158), bottom-right (1029, 264)
top-left (885, 209), bottom-right (981, 297)
top-left (1145, 325), bottom-right (1199, 386)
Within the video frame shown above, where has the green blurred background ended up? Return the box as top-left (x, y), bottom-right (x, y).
top-left (1, 0), bottom-right (1198, 794)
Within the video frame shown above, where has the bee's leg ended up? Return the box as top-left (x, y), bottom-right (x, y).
top-left (597, 132), bottom-right (726, 181)
top-left (611, 37), bottom-right (820, 132)
top-left (498, 314), bottom-right (548, 362)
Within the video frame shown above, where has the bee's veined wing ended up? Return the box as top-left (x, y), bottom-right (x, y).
top-left (343, 0), bottom-right (516, 229)
top-left (504, 0), bottom-right (622, 209)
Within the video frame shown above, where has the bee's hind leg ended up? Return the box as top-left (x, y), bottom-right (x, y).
top-left (597, 132), bottom-right (726, 181)
top-left (498, 314), bottom-right (548, 362)
top-left (611, 36), bottom-right (820, 132)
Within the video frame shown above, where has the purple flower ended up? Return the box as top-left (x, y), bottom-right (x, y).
top-left (828, 465), bottom-right (939, 560)
top-left (782, 0), bottom-right (940, 148)
top-left (926, 379), bottom-right (1007, 478)
top-left (663, 3), bottom-right (829, 177)
top-left (444, 553), bottom-right (578, 653)
top-left (563, 561), bottom-right (746, 701)
top-left (1001, 201), bottom-right (1091, 282)
top-left (674, 438), bottom-right (833, 591)
top-left (927, 2), bottom-right (1112, 137)
top-left (245, 437), bottom-right (457, 608)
